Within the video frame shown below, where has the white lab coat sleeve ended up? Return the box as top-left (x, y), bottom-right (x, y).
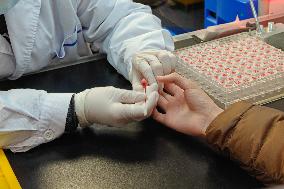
top-left (0, 89), bottom-right (72, 152)
top-left (0, 35), bottom-right (16, 79)
top-left (77, 0), bottom-right (175, 80)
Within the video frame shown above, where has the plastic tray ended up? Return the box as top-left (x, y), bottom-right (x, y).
top-left (175, 32), bottom-right (284, 108)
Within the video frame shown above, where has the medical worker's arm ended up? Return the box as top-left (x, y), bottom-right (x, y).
top-left (0, 90), bottom-right (72, 152)
top-left (0, 34), bottom-right (72, 152)
top-left (0, 35), bottom-right (15, 79)
top-left (0, 86), bottom-right (158, 152)
top-left (77, 0), bottom-right (176, 92)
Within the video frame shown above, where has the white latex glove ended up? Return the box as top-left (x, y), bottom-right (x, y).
top-left (74, 85), bottom-right (159, 127)
top-left (130, 50), bottom-right (177, 92)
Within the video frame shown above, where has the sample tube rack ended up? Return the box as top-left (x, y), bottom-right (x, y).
top-left (175, 32), bottom-right (284, 108)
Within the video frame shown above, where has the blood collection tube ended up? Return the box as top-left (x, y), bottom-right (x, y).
top-left (141, 79), bottom-right (148, 116)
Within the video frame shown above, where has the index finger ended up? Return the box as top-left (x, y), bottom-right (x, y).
top-left (134, 58), bottom-right (157, 85)
top-left (156, 73), bottom-right (199, 90)
top-left (132, 71), bottom-right (144, 92)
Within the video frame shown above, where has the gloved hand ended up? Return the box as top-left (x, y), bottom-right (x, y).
top-left (130, 50), bottom-right (177, 92)
top-left (74, 85), bottom-right (159, 127)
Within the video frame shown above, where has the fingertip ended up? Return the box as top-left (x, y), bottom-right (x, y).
top-left (156, 75), bottom-right (164, 81)
top-left (170, 72), bottom-right (180, 78)
top-left (156, 73), bottom-right (175, 82)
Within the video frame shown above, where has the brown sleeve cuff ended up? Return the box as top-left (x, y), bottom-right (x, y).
top-left (205, 101), bottom-right (284, 184)
top-left (205, 101), bottom-right (254, 148)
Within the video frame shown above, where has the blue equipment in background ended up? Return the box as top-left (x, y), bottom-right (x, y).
top-left (205, 0), bottom-right (258, 28)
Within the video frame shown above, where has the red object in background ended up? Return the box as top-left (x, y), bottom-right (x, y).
top-left (267, 0), bottom-right (284, 14)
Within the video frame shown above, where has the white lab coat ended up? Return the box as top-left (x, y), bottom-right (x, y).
top-left (0, 0), bottom-right (174, 152)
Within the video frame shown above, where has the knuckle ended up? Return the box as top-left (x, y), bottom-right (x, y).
top-left (152, 63), bottom-right (162, 72)
top-left (158, 50), bottom-right (167, 56)
top-left (143, 66), bottom-right (152, 75)
top-left (108, 86), bottom-right (116, 91)
top-left (133, 57), bottom-right (143, 67)
top-left (146, 55), bottom-right (157, 62)
top-left (170, 54), bottom-right (177, 61)
top-left (158, 55), bottom-right (167, 63)
top-left (120, 93), bottom-right (128, 102)
top-left (138, 61), bottom-right (148, 71)
top-left (172, 72), bottom-right (179, 77)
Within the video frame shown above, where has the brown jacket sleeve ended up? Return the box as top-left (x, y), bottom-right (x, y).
top-left (206, 101), bottom-right (284, 185)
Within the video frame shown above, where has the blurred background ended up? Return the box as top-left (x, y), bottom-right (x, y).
top-left (134, 0), bottom-right (204, 35)
top-left (134, 0), bottom-right (284, 36)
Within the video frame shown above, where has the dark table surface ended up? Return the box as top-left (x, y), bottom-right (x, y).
top-left (1, 58), bottom-right (283, 189)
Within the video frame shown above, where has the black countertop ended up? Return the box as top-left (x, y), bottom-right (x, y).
top-left (2, 58), bottom-right (283, 189)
